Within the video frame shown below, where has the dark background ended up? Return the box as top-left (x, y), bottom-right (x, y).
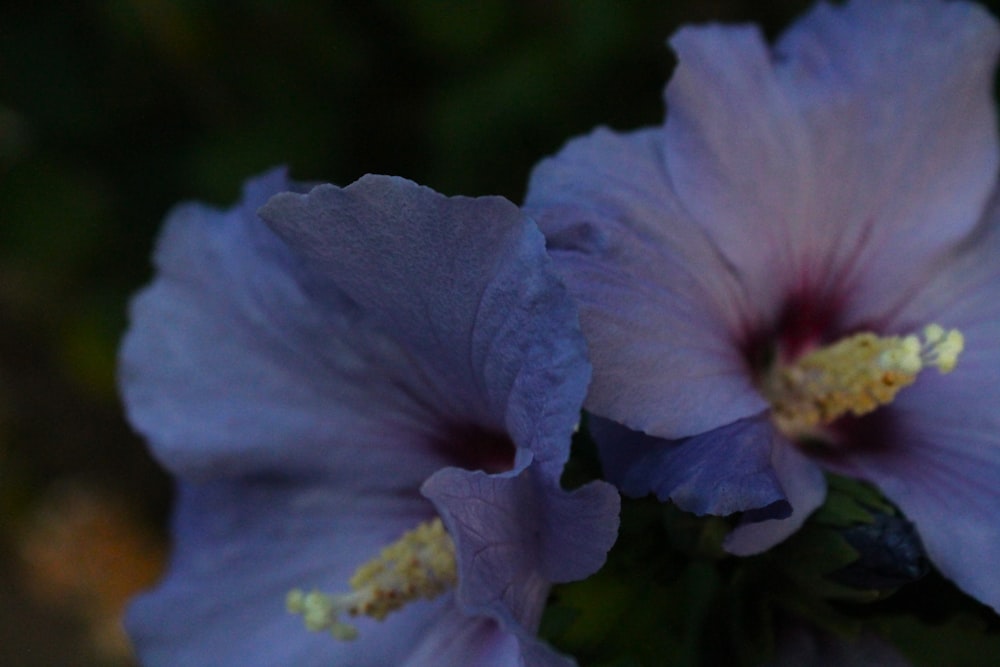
top-left (0, 1), bottom-right (995, 664)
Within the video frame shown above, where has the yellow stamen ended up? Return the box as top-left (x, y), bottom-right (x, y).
top-left (766, 324), bottom-right (963, 437)
top-left (287, 517), bottom-right (457, 641)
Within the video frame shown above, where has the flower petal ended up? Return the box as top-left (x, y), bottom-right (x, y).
top-left (724, 436), bottom-right (828, 556)
top-left (421, 465), bottom-right (620, 634)
top-left (525, 127), bottom-right (767, 439)
top-left (592, 413), bottom-right (789, 518)
top-left (127, 478), bottom-right (446, 666)
top-left (827, 407), bottom-right (1000, 614)
top-left (402, 607), bottom-right (577, 667)
top-left (119, 170), bottom-right (443, 486)
top-left (123, 170), bottom-right (591, 487)
top-left (260, 176), bottom-right (591, 478)
top-left (664, 0), bottom-right (1000, 326)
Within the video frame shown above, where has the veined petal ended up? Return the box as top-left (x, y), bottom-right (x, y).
top-left (119, 170), bottom-right (442, 486)
top-left (400, 606), bottom-right (582, 667)
top-left (260, 176), bottom-right (591, 478)
top-left (422, 465), bottom-right (620, 634)
top-left (724, 437), bottom-right (827, 556)
top-left (665, 0), bottom-right (999, 326)
top-left (123, 171), bottom-right (590, 486)
top-left (401, 593), bottom-right (578, 667)
top-left (592, 413), bottom-right (788, 518)
top-left (127, 479), bottom-right (444, 666)
top-left (400, 609), bottom-right (520, 667)
top-left (525, 127), bottom-right (767, 439)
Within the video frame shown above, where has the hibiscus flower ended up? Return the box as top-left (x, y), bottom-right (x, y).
top-left (525, 0), bottom-right (1000, 611)
top-left (120, 168), bottom-right (620, 665)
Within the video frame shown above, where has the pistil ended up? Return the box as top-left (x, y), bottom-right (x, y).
top-left (287, 517), bottom-right (457, 641)
top-left (765, 324), bottom-right (963, 438)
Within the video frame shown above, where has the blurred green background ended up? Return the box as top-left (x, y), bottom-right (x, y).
top-left (1, 1), bottom-right (997, 664)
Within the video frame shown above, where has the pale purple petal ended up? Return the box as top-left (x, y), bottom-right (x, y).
top-left (724, 437), bottom-right (828, 556)
top-left (818, 197), bottom-right (1000, 612)
top-left (592, 413), bottom-right (790, 518)
top-left (119, 170), bottom-right (442, 486)
top-left (123, 171), bottom-right (591, 488)
top-left (825, 410), bottom-right (1000, 614)
top-left (127, 479), bottom-right (446, 666)
top-left (260, 176), bottom-right (591, 478)
top-left (131, 480), bottom-right (568, 666)
top-left (525, 127), bottom-right (767, 439)
top-left (422, 465), bottom-right (620, 635)
top-left (402, 606), bottom-right (577, 667)
top-left (664, 0), bottom-right (999, 327)
top-left (401, 611), bottom-right (520, 667)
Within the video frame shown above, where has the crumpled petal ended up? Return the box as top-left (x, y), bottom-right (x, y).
top-left (127, 479), bottom-right (445, 667)
top-left (525, 127), bottom-right (767, 440)
top-left (591, 413), bottom-right (789, 519)
top-left (123, 171), bottom-right (592, 485)
top-left (664, 0), bottom-right (999, 326)
top-left (724, 436), bottom-right (828, 556)
top-left (260, 176), bottom-right (591, 479)
top-left (422, 465), bottom-right (620, 635)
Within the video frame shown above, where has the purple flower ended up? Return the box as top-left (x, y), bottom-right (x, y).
top-left (525, 0), bottom-right (1000, 611)
top-left (119, 168), bottom-right (620, 666)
